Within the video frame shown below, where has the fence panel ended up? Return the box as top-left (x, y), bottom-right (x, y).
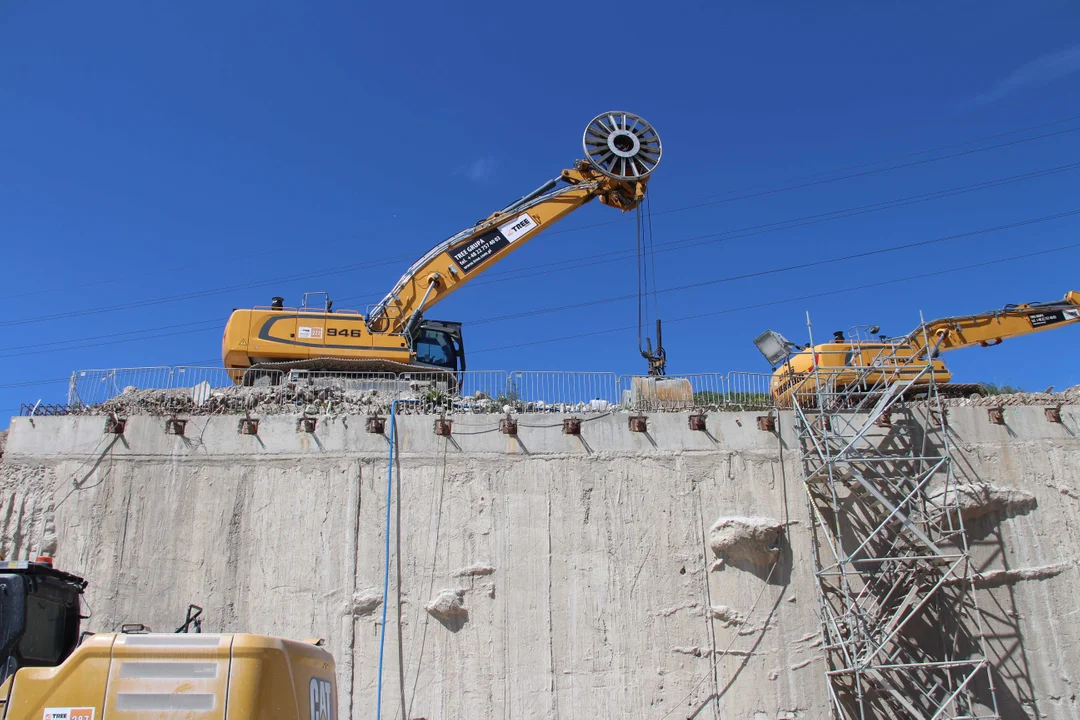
top-left (64, 366), bottom-right (779, 414)
top-left (618, 374), bottom-right (710, 412)
top-left (394, 370), bottom-right (509, 414)
top-left (68, 367), bottom-right (174, 407)
top-left (508, 371), bottom-right (618, 413)
top-left (723, 372), bottom-right (774, 410)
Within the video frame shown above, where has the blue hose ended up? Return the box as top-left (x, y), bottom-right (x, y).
top-left (375, 401), bottom-right (397, 719)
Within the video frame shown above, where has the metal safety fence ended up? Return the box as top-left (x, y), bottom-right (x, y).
top-left (617, 372), bottom-right (774, 412)
top-left (66, 366), bottom-right (778, 415)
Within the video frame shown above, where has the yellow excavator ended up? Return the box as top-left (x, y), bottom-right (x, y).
top-left (0, 557), bottom-right (337, 719)
top-left (221, 111), bottom-right (663, 383)
top-left (761, 290), bottom-right (1080, 406)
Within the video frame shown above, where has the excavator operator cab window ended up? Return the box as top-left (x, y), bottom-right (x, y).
top-left (0, 566), bottom-right (84, 685)
top-left (415, 328), bottom-right (459, 371)
top-left (20, 595), bottom-right (69, 663)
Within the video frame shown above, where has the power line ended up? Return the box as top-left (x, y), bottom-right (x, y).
top-left (0, 377), bottom-right (69, 389)
top-left (681, 113), bottom-right (1080, 202)
top-left (11, 113), bottom-right (1077, 305)
top-left (466, 208), bottom-right (1080, 326)
top-left (0, 254), bottom-right (412, 328)
top-left (685, 124), bottom-right (1080, 204)
top-left (460, 161), bottom-right (1080, 289)
top-left (9, 244), bottom-right (1075, 373)
top-left (541, 123), bottom-right (1080, 238)
top-left (6, 115), bottom-right (1080, 326)
top-left (4, 178), bottom-right (1078, 360)
top-left (3, 157), bottom-right (1072, 358)
top-left (0, 319), bottom-right (222, 355)
top-left (0, 324), bottom-right (222, 359)
top-left (469, 242), bottom-right (1080, 355)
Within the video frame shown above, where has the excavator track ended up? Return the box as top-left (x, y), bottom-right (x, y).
top-left (242, 356), bottom-right (459, 390)
top-left (904, 383), bottom-right (986, 400)
top-left (794, 382), bottom-right (988, 409)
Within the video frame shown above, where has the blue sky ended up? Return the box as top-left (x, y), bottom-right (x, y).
top-left (3, 1), bottom-right (1080, 422)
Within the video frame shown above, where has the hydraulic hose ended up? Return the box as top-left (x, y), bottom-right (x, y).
top-left (375, 400), bottom-right (398, 719)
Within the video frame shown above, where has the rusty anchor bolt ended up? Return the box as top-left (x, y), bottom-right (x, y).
top-left (104, 416), bottom-right (126, 435)
top-left (563, 417), bottom-right (582, 435)
top-left (1045, 406), bottom-right (1062, 424)
top-left (366, 416), bottom-right (386, 434)
top-left (434, 418), bottom-right (453, 436)
top-left (298, 417), bottom-right (317, 434)
top-left (757, 414), bottom-right (777, 432)
top-left (499, 416), bottom-right (518, 435)
top-left (688, 413), bottom-right (707, 432)
top-left (238, 418), bottom-right (259, 435)
top-left (818, 415), bottom-right (831, 432)
top-left (629, 415), bottom-right (648, 433)
top-left (987, 406), bottom-right (1005, 425)
top-left (165, 418), bottom-right (187, 436)
top-left (876, 410), bottom-right (892, 427)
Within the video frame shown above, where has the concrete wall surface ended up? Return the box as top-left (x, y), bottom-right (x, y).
top-left (2, 406), bottom-right (1079, 719)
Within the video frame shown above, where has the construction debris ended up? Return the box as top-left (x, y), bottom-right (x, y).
top-left (68, 382), bottom-right (618, 418)
top-left (932, 383), bottom-right (1080, 408)
top-left (425, 589), bottom-right (468, 620)
top-left (348, 593), bottom-right (383, 617)
top-left (709, 516), bottom-right (783, 566)
top-left (451, 563), bottom-right (495, 578)
top-left (943, 483), bottom-right (1038, 522)
top-left (709, 605), bottom-right (747, 627)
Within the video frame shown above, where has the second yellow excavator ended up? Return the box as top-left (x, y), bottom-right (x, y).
top-left (221, 111), bottom-right (662, 383)
top-left (759, 290), bottom-right (1080, 406)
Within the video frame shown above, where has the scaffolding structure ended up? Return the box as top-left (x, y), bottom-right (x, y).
top-left (792, 317), bottom-right (999, 719)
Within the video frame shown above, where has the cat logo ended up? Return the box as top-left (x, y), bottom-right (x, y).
top-left (309, 678), bottom-right (333, 720)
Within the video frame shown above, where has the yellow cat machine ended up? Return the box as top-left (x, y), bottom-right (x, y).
top-left (0, 557), bottom-right (337, 720)
top-left (221, 111), bottom-right (662, 384)
top-left (758, 290), bottom-right (1080, 406)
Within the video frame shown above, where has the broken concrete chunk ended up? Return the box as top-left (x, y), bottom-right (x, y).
top-left (969, 562), bottom-right (1070, 589)
top-left (426, 589), bottom-right (468, 620)
top-left (671, 646), bottom-right (703, 657)
top-left (349, 593), bottom-right (383, 617)
top-left (451, 563), bottom-right (496, 578)
top-left (954, 483), bottom-right (1036, 521)
top-left (929, 482), bottom-right (1037, 523)
top-left (709, 605), bottom-right (747, 627)
top-left (709, 516), bottom-right (783, 565)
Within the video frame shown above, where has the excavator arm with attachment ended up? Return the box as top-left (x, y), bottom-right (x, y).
top-left (221, 112), bottom-right (662, 381)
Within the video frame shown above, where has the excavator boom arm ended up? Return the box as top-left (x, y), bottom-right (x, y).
top-left (220, 111), bottom-right (661, 375)
top-left (911, 290), bottom-right (1080, 357)
top-left (366, 111), bottom-right (661, 335)
top-left (368, 166), bottom-right (647, 335)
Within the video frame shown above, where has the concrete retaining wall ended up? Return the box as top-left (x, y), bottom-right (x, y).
top-left (2, 406), bottom-right (1078, 719)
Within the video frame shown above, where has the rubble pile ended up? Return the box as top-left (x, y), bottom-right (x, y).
top-left (72, 383), bottom-right (399, 417)
top-left (69, 381), bottom-right (616, 417)
top-left (933, 383), bottom-right (1080, 408)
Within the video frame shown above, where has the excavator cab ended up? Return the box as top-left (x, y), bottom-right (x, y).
top-left (412, 320), bottom-right (466, 373)
top-left (0, 559), bottom-right (86, 686)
